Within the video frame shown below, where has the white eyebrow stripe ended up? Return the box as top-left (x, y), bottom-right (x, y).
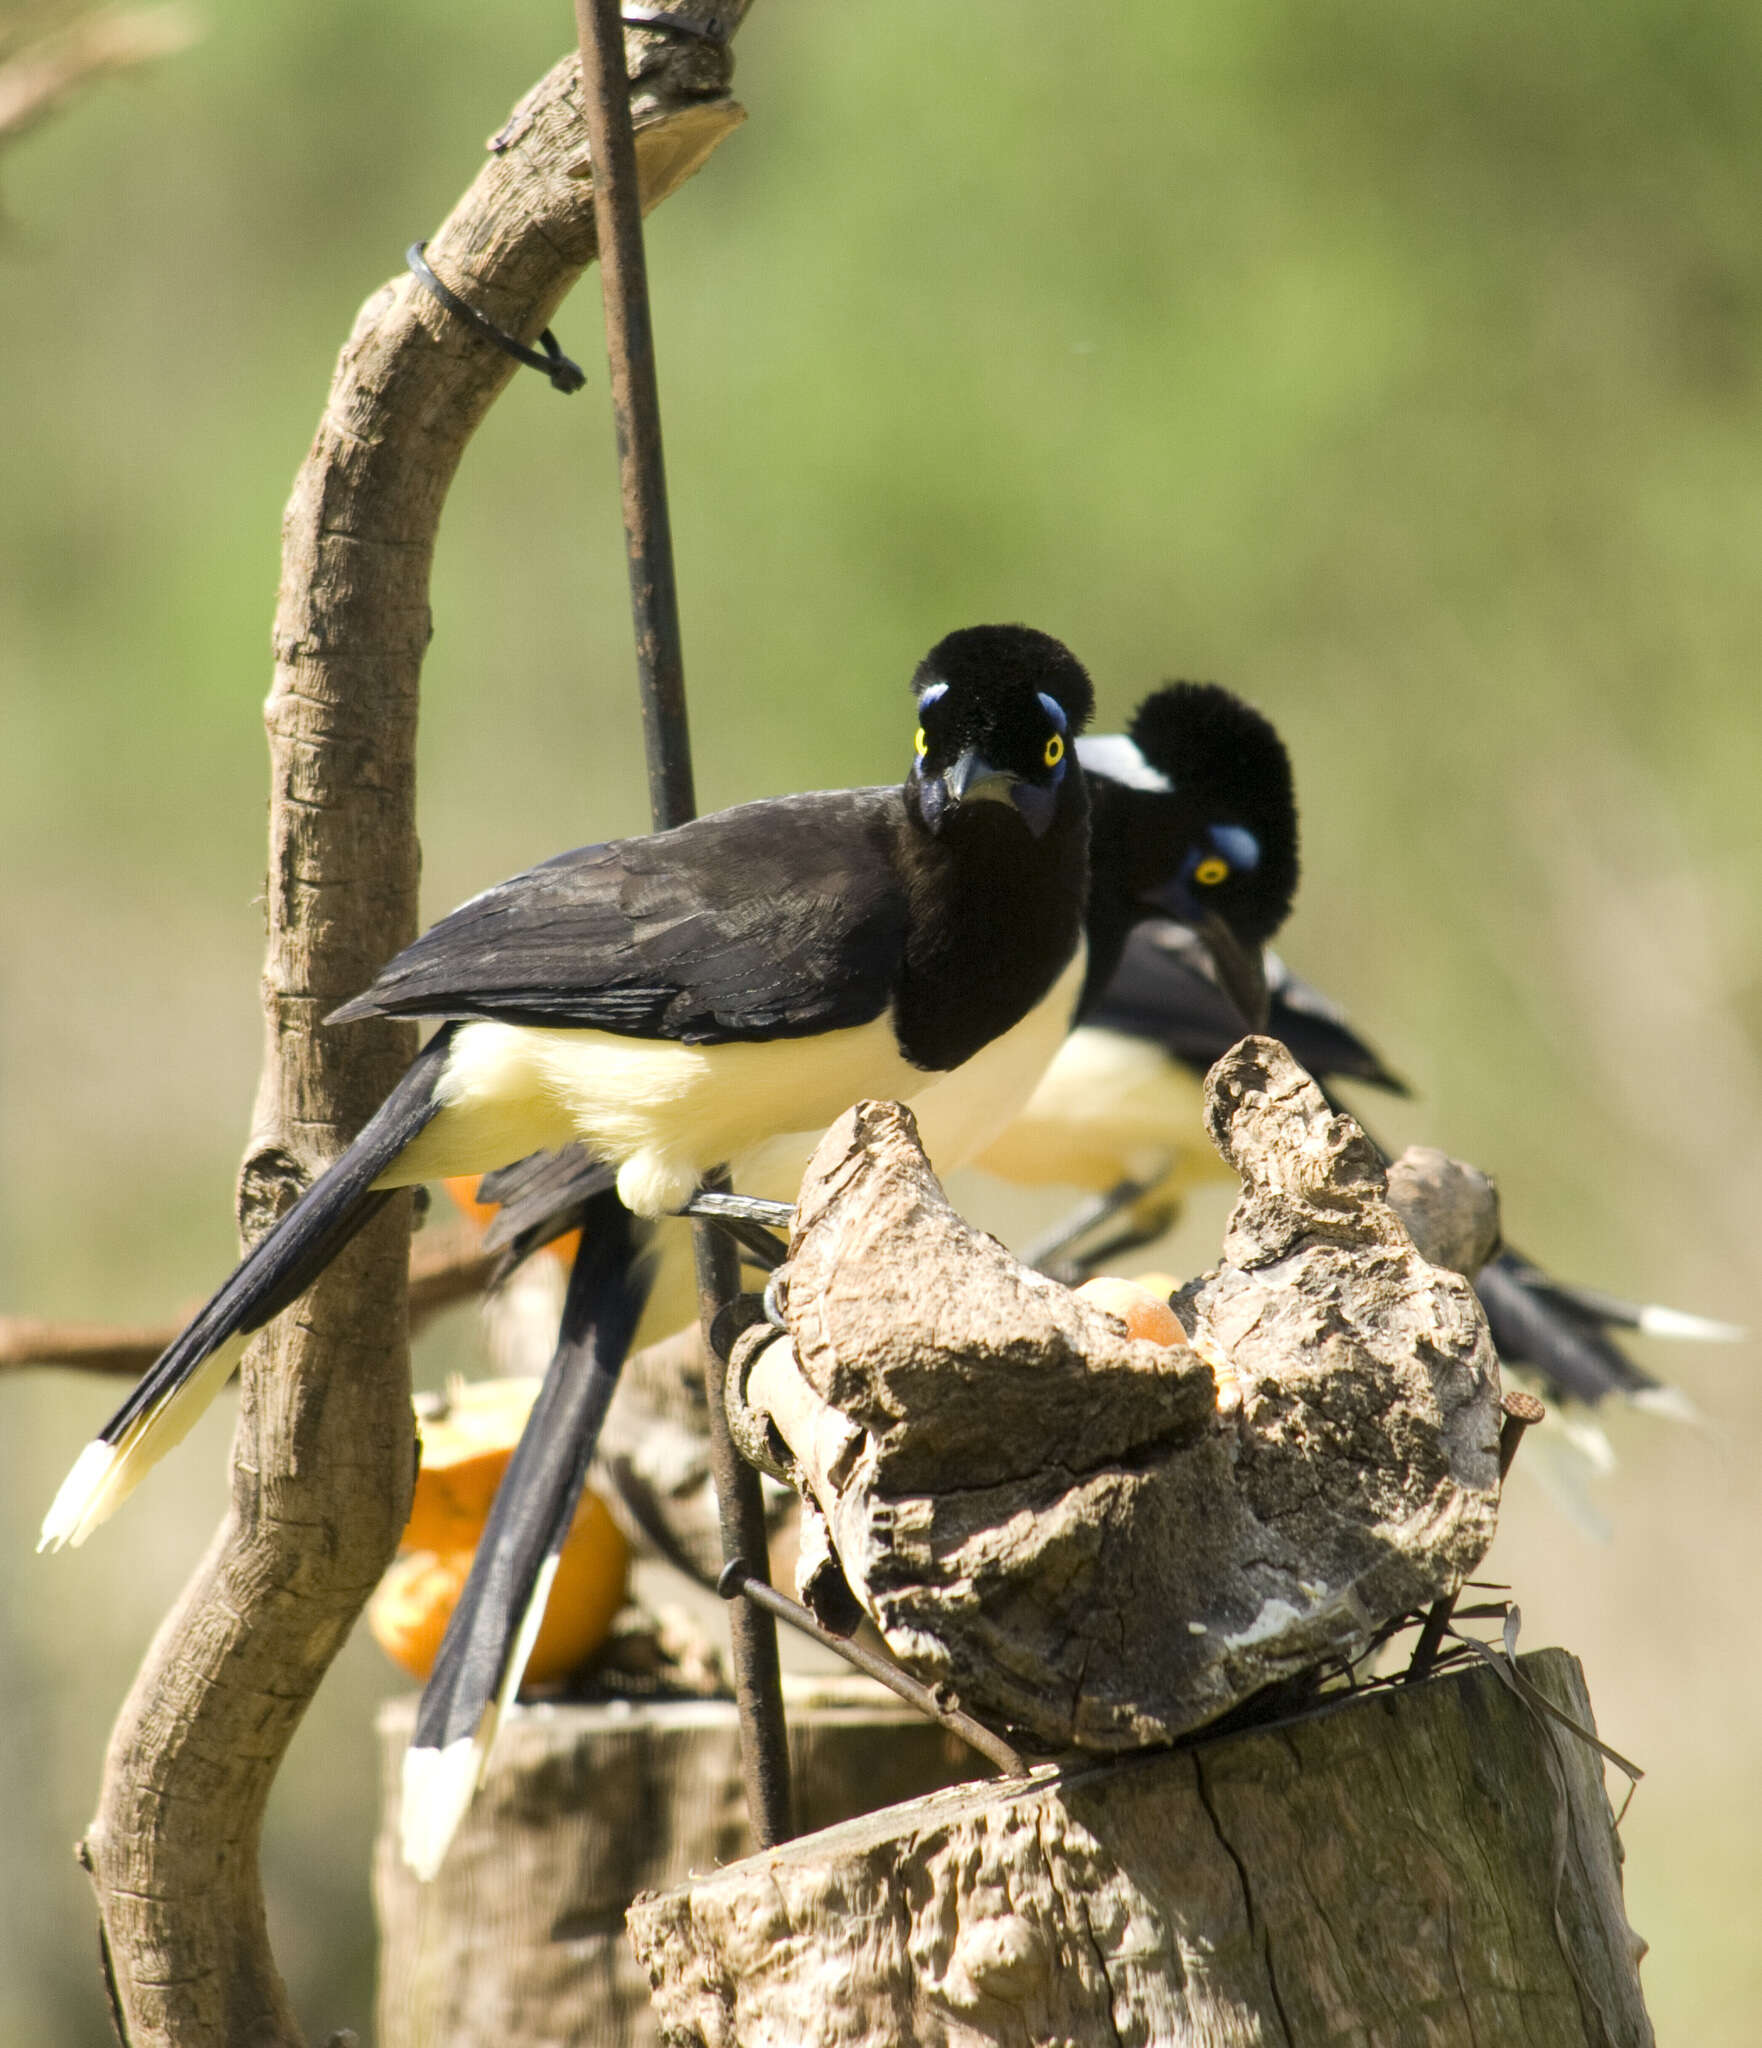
top-left (916, 680), bottom-right (949, 711)
top-left (1076, 733), bottom-right (1173, 793)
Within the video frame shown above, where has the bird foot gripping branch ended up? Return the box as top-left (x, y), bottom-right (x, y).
top-left (726, 1037), bottom-right (1507, 1752)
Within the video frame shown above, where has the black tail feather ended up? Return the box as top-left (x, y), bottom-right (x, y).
top-left (1474, 1250), bottom-right (1661, 1406)
top-left (413, 1190), bottom-right (651, 1756)
top-left (1334, 1089), bottom-right (1666, 1410)
top-left (98, 1027), bottom-right (457, 1447)
top-left (477, 1145), bottom-right (618, 1282)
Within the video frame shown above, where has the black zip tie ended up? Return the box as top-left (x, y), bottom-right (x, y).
top-left (405, 242), bottom-right (587, 395)
top-left (620, 6), bottom-right (730, 41)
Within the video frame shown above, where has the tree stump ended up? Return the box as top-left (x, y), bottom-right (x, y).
top-left (629, 1648), bottom-right (1651, 2047)
top-left (374, 1678), bottom-right (988, 2048)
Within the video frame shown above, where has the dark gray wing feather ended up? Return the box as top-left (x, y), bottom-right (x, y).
top-left (330, 788), bottom-right (909, 1045)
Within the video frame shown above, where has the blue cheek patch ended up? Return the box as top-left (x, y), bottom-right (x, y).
top-left (1010, 780), bottom-right (1057, 838)
top-left (1210, 824), bottom-right (1262, 872)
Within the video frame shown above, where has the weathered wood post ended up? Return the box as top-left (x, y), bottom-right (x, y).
top-left (629, 1650), bottom-right (1649, 2046)
top-left (626, 1046), bottom-right (1653, 2044)
top-left (374, 1679), bottom-right (987, 2048)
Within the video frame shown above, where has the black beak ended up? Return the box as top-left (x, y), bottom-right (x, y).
top-left (943, 748), bottom-right (1019, 809)
top-left (1193, 913), bottom-right (1269, 1033)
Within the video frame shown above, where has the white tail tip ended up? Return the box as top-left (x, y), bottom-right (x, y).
top-left (37, 1334), bottom-right (245, 1552)
top-left (1553, 1410), bottom-right (1620, 1478)
top-left (1630, 1383), bottom-right (1704, 1426)
top-left (1635, 1304), bottom-right (1745, 1345)
top-left (400, 1730), bottom-right (494, 1883)
top-left (38, 1439), bottom-right (126, 1552)
top-left (396, 1548), bottom-right (562, 1879)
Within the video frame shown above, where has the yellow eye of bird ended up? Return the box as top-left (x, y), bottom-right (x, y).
top-left (1043, 732), bottom-right (1065, 768)
top-left (914, 727), bottom-right (928, 757)
top-left (1194, 855), bottom-right (1230, 886)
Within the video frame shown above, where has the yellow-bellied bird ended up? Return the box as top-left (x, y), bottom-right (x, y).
top-left (998, 693), bottom-right (1738, 1415)
top-left (396, 681), bottom-right (1303, 1875)
top-left (39, 625), bottom-right (1099, 1556)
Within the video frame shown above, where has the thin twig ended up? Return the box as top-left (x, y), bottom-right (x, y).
top-left (1405, 1389), bottom-right (1547, 1684)
top-left (719, 1560), bottom-right (1029, 1779)
top-left (0, 4), bottom-right (198, 148)
top-left (0, 1231), bottom-right (499, 1376)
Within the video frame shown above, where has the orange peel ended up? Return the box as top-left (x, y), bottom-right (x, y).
top-left (371, 1376), bottom-right (630, 1684)
top-left (1073, 1275), bottom-right (1188, 1348)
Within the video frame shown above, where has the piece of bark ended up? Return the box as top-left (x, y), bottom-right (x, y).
top-left (76, 18), bottom-right (750, 2048)
top-left (581, 1320), bottom-right (804, 1590)
top-left (594, 1324), bottom-right (725, 1580)
top-left (733, 1039), bottom-right (1501, 1752)
top-left (374, 1680), bottom-right (985, 2048)
top-left (1380, 1143), bottom-right (1500, 1280)
top-left (630, 1646), bottom-right (1652, 2048)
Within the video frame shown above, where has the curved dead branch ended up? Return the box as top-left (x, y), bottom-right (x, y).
top-left (75, 14), bottom-right (749, 2045)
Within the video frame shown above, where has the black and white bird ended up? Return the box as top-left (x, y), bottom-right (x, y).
top-left (442, 682), bottom-right (1302, 1337)
top-left (38, 624), bottom-right (1101, 1555)
top-left (391, 680), bottom-right (1304, 1876)
top-left (985, 702), bottom-right (1738, 1420)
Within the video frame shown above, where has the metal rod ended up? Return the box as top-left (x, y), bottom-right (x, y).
top-left (719, 1562), bottom-right (1030, 1780)
top-left (574, 0), bottom-right (695, 830)
top-left (695, 1182), bottom-right (795, 1842)
top-left (573, 0), bottom-right (793, 1846)
top-left (1405, 1389), bottom-right (1547, 1684)
top-left (680, 1189), bottom-right (794, 1270)
top-left (682, 1191), bottom-right (797, 1231)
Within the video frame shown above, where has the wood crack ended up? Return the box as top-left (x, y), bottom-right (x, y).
top-left (1192, 1749), bottom-right (1296, 2048)
top-left (1033, 1806), bottom-right (1125, 2048)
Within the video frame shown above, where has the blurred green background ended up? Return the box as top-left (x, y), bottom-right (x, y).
top-left (3, 0), bottom-right (1759, 2038)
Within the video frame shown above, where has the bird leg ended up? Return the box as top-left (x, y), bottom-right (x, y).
top-left (1064, 1216), bottom-right (1180, 1281)
top-left (677, 1189), bottom-right (794, 1272)
top-left (1021, 1175), bottom-right (1163, 1281)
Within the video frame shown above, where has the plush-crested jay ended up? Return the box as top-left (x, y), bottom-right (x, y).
top-left (40, 624), bottom-right (1102, 1554)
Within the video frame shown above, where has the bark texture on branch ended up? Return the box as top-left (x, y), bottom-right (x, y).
top-left (630, 1648), bottom-right (1652, 2048)
top-left (77, 16), bottom-right (748, 2046)
top-left (374, 1680), bottom-right (983, 2048)
top-left (732, 1039), bottom-right (1502, 1753)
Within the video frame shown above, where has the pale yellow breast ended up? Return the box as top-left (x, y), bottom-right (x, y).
top-left (973, 1024), bottom-right (1229, 1200)
top-left (628, 942), bottom-right (1090, 1347)
top-left (729, 942), bottom-right (1088, 1199)
top-left (386, 1009), bottom-right (924, 1217)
